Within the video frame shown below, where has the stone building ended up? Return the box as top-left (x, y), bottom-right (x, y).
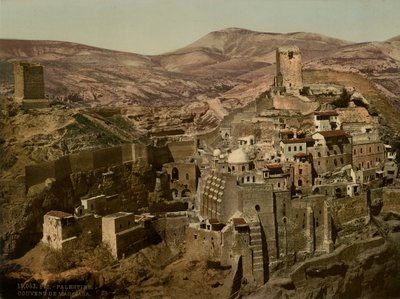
top-left (352, 133), bottom-right (385, 171)
top-left (273, 46), bottom-right (303, 93)
top-left (163, 162), bottom-right (200, 199)
top-left (261, 163), bottom-right (291, 191)
top-left (196, 169), bottom-right (333, 286)
top-left (280, 138), bottom-right (314, 162)
top-left (102, 212), bottom-right (155, 258)
top-left (310, 130), bottom-right (352, 176)
top-left (13, 62), bottom-right (49, 109)
top-left (314, 111), bottom-right (338, 131)
top-left (42, 211), bottom-right (75, 250)
top-left (293, 153), bottom-right (313, 195)
top-left (42, 210), bottom-right (102, 250)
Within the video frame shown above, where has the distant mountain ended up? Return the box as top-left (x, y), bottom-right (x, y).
top-left (0, 28), bottom-right (399, 110)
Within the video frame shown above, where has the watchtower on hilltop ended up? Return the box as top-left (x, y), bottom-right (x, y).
top-left (13, 62), bottom-right (49, 109)
top-left (274, 46), bottom-right (303, 92)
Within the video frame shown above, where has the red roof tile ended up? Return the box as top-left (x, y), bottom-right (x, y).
top-left (281, 138), bottom-right (314, 144)
top-left (318, 130), bottom-right (347, 138)
top-left (209, 218), bottom-right (219, 224)
top-left (314, 111), bottom-right (338, 116)
top-left (233, 218), bottom-right (248, 226)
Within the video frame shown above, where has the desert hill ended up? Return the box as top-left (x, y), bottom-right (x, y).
top-left (1, 28), bottom-right (399, 113)
top-left (0, 29), bottom-right (352, 108)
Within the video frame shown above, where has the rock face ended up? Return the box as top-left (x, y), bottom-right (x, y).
top-left (1, 159), bottom-right (155, 257)
top-left (246, 233), bottom-right (400, 299)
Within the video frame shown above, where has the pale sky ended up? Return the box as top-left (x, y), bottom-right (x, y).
top-left (1, 0), bottom-right (399, 55)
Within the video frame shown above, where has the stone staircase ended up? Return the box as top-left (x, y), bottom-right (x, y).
top-left (249, 221), bottom-right (264, 281)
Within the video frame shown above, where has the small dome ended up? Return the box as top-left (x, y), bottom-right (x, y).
top-left (213, 149), bottom-right (222, 157)
top-left (227, 148), bottom-right (249, 164)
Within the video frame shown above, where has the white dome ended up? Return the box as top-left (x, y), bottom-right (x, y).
top-left (227, 148), bottom-right (249, 164)
top-left (213, 149), bottom-right (222, 157)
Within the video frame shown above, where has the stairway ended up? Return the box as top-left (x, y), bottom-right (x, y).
top-left (249, 221), bottom-right (264, 282)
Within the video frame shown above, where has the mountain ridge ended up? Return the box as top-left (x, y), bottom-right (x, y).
top-left (0, 28), bottom-right (399, 110)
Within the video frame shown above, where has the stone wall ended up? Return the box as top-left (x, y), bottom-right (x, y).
top-left (185, 225), bottom-right (223, 261)
top-left (332, 195), bottom-right (369, 225)
top-left (25, 143), bottom-right (149, 189)
top-left (381, 188), bottom-right (400, 214)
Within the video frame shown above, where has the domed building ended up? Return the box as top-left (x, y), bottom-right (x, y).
top-left (227, 148), bottom-right (254, 173)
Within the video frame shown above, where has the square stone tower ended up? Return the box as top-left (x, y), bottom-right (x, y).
top-left (274, 46), bottom-right (303, 92)
top-left (13, 62), bottom-right (49, 108)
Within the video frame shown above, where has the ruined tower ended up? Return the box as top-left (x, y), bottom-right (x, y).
top-left (13, 62), bottom-right (49, 108)
top-left (274, 46), bottom-right (303, 92)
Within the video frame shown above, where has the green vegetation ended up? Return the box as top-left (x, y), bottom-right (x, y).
top-left (66, 113), bottom-right (125, 145)
top-left (332, 88), bottom-right (351, 108)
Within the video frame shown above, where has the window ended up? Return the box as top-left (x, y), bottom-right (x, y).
top-left (242, 166), bottom-right (245, 171)
top-left (318, 152), bottom-right (321, 157)
top-left (298, 179), bottom-right (303, 186)
top-left (247, 176), bottom-right (250, 182)
top-left (288, 146), bottom-right (291, 152)
top-left (299, 146), bottom-right (303, 151)
top-left (232, 166), bottom-right (235, 171)
top-left (360, 148), bottom-right (363, 154)
top-left (186, 173), bottom-right (189, 180)
top-left (194, 235), bottom-right (197, 239)
top-left (299, 169), bottom-right (303, 174)
top-left (369, 147), bottom-right (371, 153)
top-left (354, 149), bottom-right (356, 155)
top-left (255, 205), bottom-right (260, 212)
top-left (278, 182), bottom-right (281, 188)
top-left (294, 146), bottom-right (297, 151)
top-left (341, 158), bottom-right (344, 164)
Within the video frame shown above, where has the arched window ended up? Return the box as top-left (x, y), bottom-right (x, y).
top-left (255, 205), bottom-right (260, 212)
top-left (171, 167), bottom-right (179, 181)
top-left (298, 179), bottom-right (303, 186)
top-left (186, 173), bottom-right (189, 180)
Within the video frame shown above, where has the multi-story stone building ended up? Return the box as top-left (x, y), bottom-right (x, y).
top-left (310, 130), bottom-right (352, 176)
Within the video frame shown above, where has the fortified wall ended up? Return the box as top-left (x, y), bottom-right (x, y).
top-left (25, 143), bottom-right (149, 189)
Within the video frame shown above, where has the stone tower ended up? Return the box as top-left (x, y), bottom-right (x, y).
top-left (274, 46), bottom-right (303, 92)
top-left (13, 62), bottom-right (48, 108)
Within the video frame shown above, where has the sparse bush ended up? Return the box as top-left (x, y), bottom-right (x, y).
top-left (332, 88), bottom-right (351, 108)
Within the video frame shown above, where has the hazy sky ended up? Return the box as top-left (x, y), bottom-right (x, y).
top-left (1, 0), bottom-right (399, 55)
